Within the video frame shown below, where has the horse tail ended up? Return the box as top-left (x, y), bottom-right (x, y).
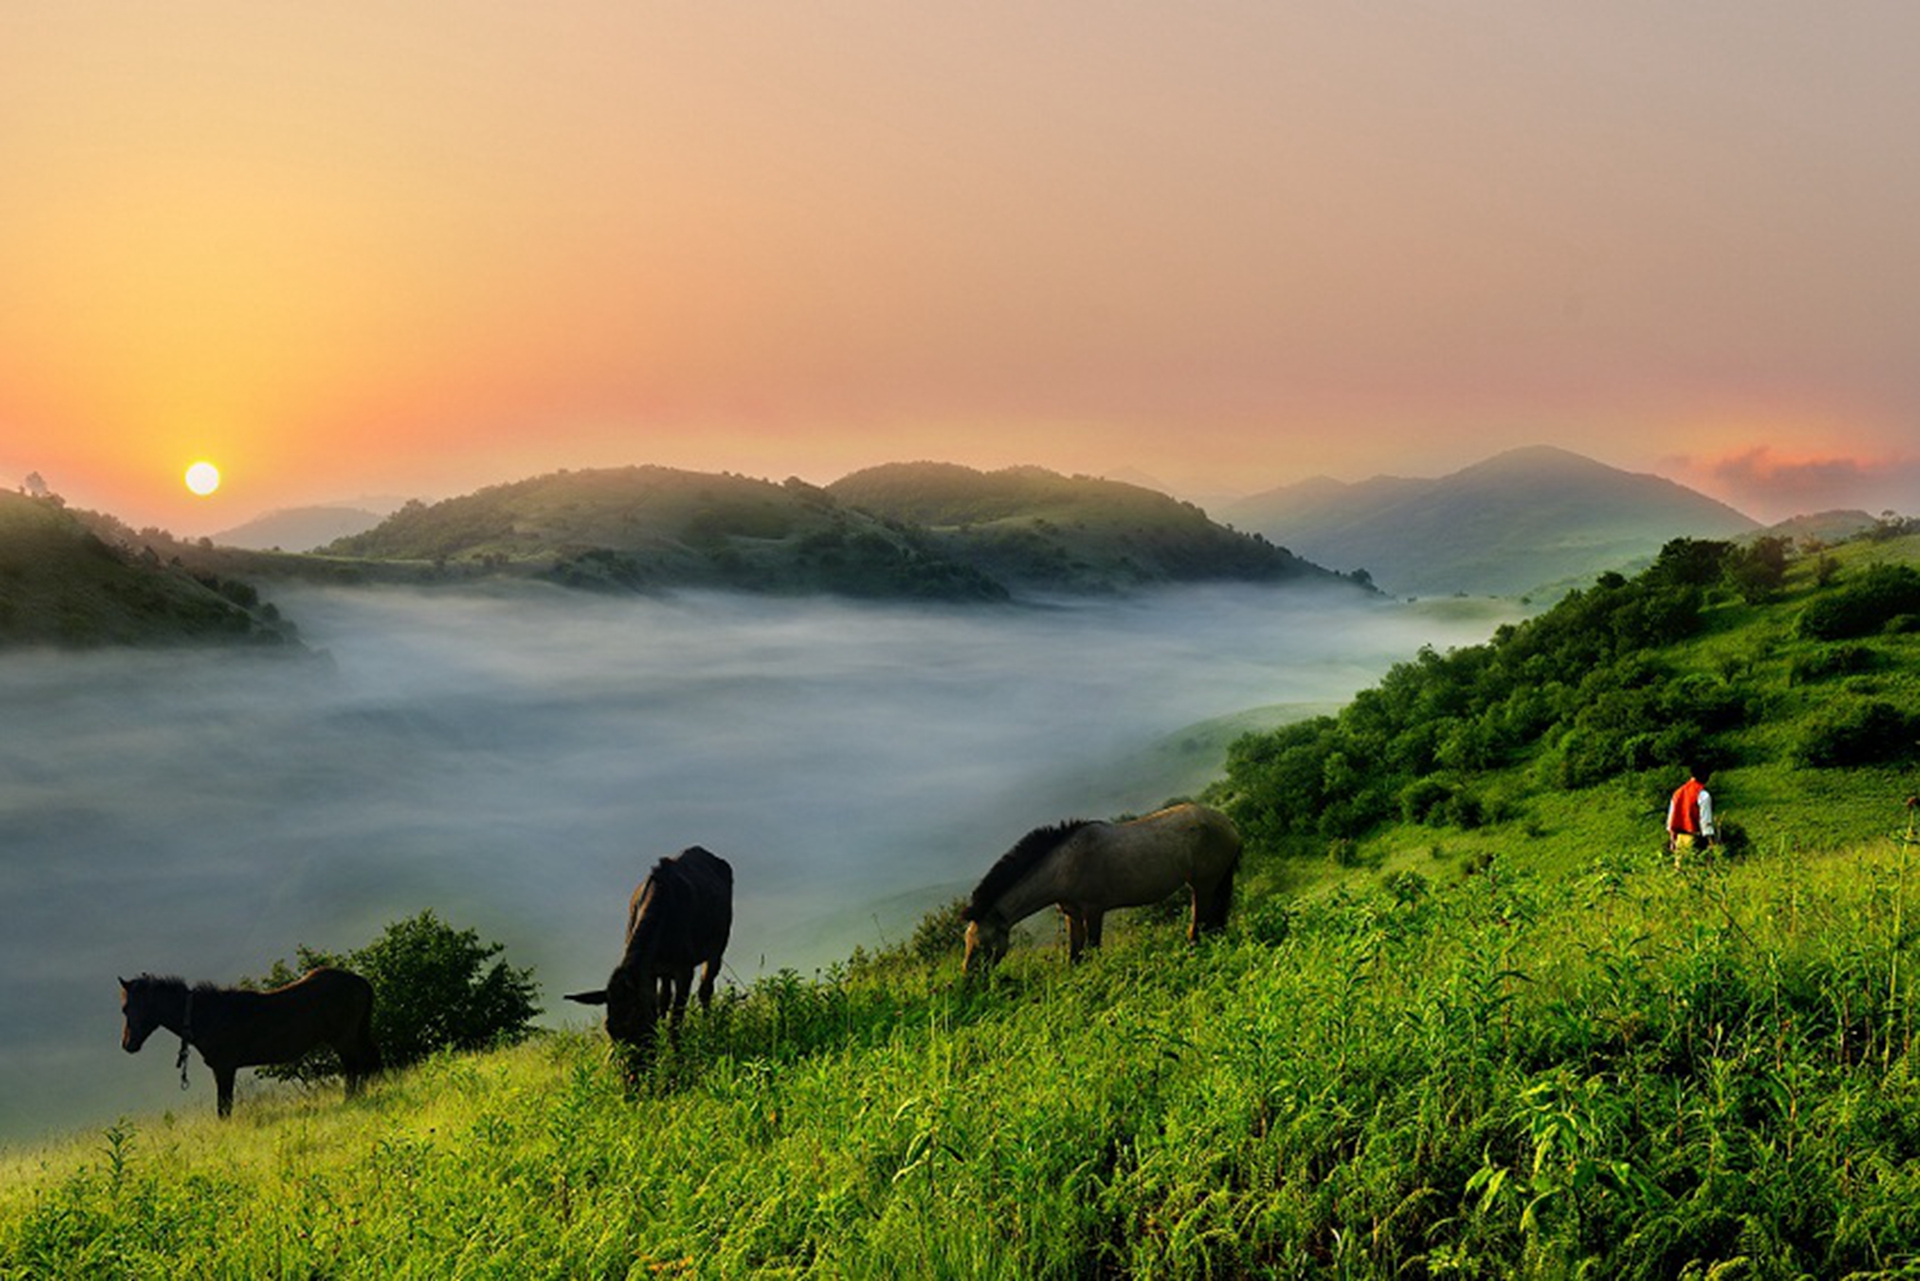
top-left (1199, 858), bottom-right (1236, 932)
top-left (1199, 820), bottom-right (1242, 932)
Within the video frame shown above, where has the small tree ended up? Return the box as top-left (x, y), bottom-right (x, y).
top-left (1726, 535), bottom-right (1790, 603)
top-left (248, 909), bottom-right (541, 1083)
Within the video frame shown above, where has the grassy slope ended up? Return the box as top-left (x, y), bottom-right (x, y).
top-left (8, 533), bottom-right (1920, 1276)
top-left (0, 492), bottom-right (296, 649)
top-left (1209, 528), bottom-right (1920, 894)
top-left (7, 833), bottom-right (1920, 1277)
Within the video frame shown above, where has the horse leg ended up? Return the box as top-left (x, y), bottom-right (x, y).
top-left (696, 958), bottom-right (718, 1011)
top-left (214, 1064), bottom-right (237, 1119)
top-left (339, 1041), bottom-right (372, 1098)
top-left (666, 967), bottom-right (694, 1026)
top-left (1065, 910), bottom-right (1088, 962)
top-left (1085, 910), bottom-right (1106, 951)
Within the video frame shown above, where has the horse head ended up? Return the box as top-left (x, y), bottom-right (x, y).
top-left (962, 915), bottom-right (1009, 980)
top-left (119, 975), bottom-right (162, 1054)
top-left (565, 964), bottom-right (657, 1050)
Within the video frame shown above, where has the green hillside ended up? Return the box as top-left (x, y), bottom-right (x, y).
top-left (0, 491), bottom-right (298, 649)
top-left (322, 467), bottom-right (1009, 602)
top-left (8, 522), bottom-right (1920, 1277)
top-left (829, 462), bottom-right (1355, 594)
top-left (1217, 519), bottom-right (1920, 869)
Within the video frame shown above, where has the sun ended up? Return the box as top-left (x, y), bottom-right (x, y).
top-left (184, 461), bottom-right (222, 497)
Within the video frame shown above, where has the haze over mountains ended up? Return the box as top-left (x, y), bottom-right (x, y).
top-left (213, 500), bottom-right (406, 553)
top-left (1225, 446), bottom-right (1766, 598)
top-left (10, 446), bottom-right (1891, 650)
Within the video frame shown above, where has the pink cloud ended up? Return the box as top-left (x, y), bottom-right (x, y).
top-left (1687, 448), bottom-right (1920, 523)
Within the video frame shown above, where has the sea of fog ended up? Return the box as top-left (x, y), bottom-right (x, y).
top-left (0, 582), bottom-right (1507, 1143)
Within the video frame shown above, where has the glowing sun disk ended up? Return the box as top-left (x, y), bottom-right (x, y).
top-left (184, 461), bottom-right (221, 496)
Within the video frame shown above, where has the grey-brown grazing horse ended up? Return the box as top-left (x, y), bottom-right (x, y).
top-left (963, 803), bottom-right (1241, 978)
top-left (565, 845), bottom-right (734, 1058)
top-left (119, 967), bottom-right (381, 1118)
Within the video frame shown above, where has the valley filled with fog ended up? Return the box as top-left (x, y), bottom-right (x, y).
top-left (0, 583), bottom-right (1508, 1142)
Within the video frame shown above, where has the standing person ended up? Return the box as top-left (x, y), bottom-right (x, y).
top-left (1666, 765), bottom-right (1716, 867)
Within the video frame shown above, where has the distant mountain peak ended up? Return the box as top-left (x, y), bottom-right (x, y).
top-left (1456, 444), bottom-right (1614, 477)
top-left (1224, 445), bottom-right (1760, 597)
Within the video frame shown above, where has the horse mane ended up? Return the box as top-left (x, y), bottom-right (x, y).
top-left (966, 820), bottom-right (1094, 921)
top-left (126, 973), bottom-right (187, 992)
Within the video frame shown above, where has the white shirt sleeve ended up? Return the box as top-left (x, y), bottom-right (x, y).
top-left (1697, 789), bottom-right (1715, 837)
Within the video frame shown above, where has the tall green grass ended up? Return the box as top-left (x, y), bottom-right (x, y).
top-left (7, 825), bottom-right (1920, 1277)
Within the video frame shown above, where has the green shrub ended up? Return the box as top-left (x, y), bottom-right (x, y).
top-left (1400, 776), bottom-right (1453, 824)
top-left (247, 909), bottom-right (541, 1082)
top-left (904, 897), bottom-right (970, 963)
top-left (1383, 868), bottom-right (1429, 905)
top-left (1797, 563), bottom-right (1920, 640)
top-left (1791, 698), bottom-right (1920, 768)
top-left (1789, 644), bottom-right (1878, 685)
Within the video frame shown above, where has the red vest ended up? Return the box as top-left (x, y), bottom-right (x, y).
top-left (1668, 778), bottom-right (1706, 835)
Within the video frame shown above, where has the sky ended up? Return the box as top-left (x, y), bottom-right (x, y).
top-left (2, 3), bottom-right (1916, 535)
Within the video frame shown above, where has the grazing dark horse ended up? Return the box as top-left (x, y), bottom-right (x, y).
top-left (565, 845), bottom-right (734, 1057)
top-left (963, 802), bottom-right (1241, 978)
top-left (119, 967), bottom-right (381, 1118)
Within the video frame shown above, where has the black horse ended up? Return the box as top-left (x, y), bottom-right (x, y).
top-left (566, 845), bottom-right (734, 1058)
top-left (120, 967), bottom-right (381, 1118)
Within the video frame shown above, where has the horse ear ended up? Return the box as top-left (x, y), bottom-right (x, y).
top-left (564, 989), bottom-right (608, 1006)
top-left (118, 976), bottom-right (127, 988)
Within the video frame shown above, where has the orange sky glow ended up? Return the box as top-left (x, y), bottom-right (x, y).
top-left (3, 3), bottom-right (1916, 534)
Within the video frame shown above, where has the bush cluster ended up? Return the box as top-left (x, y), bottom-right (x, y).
top-left (246, 909), bottom-right (541, 1083)
top-left (1797, 563), bottom-right (1920, 639)
top-left (1222, 539), bottom-right (1750, 851)
top-left (1792, 697), bottom-right (1920, 768)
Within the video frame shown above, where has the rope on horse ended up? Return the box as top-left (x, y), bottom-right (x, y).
top-left (176, 989), bottom-right (193, 1090)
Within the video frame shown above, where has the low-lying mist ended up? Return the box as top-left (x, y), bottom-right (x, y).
top-left (0, 582), bottom-right (1506, 1142)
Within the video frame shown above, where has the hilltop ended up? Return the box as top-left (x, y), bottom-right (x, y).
top-left (0, 491), bottom-right (297, 649)
top-left (321, 466), bottom-right (1010, 601)
top-left (1226, 445), bottom-right (1760, 597)
top-left (6, 520), bottom-right (1920, 1276)
top-left (828, 461), bottom-right (1353, 593)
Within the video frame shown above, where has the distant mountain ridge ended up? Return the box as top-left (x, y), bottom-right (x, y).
top-left (1225, 445), bottom-right (1760, 597)
top-left (826, 462), bottom-right (1350, 594)
top-left (214, 504), bottom-right (397, 552)
top-left (317, 463), bottom-right (1358, 600)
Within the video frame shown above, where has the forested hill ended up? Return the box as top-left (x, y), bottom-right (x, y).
top-left (323, 467), bottom-right (1009, 601)
top-left (827, 461), bottom-right (1356, 594)
top-left (319, 463), bottom-right (1361, 599)
top-left (0, 491), bottom-right (297, 649)
top-left (1215, 517), bottom-right (1920, 860)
